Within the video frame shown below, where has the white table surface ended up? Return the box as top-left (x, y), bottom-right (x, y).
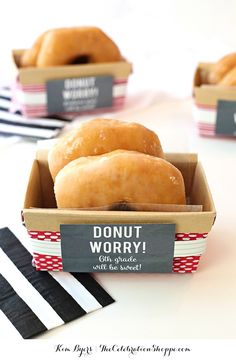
top-left (0, 94), bottom-right (236, 340)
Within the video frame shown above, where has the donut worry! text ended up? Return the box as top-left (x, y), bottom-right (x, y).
top-left (89, 241), bottom-right (146, 254)
top-left (63, 87), bottom-right (99, 100)
top-left (90, 226), bottom-right (146, 254)
top-left (93, 225), bottom-right (142, 239)
top-left (64, 77), bottom-right (96, 89)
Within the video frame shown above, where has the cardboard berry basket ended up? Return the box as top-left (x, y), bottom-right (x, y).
top-left (12, 50), bottom-right (132, 118)
top-left (22, 146), bottom-right (216, 274)
top-left (193, 62), bottom-right (236, 138)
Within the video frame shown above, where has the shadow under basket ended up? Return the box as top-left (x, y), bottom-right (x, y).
top-left (22, 150), bottom-right (216, 273)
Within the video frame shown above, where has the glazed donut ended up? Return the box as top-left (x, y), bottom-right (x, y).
top-left (208, 52), bottom-right (236, 84)
top-left (48, 118), bottom-right (164, 180)
top-left (20, 27), bottom-right (122, 68)
top-left (54, 150), bottom-right (186, 208)
top-left (219, 66), bottom-right (236, 86)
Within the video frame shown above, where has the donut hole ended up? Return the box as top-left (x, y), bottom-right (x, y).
top-left (70, 55), bottom-right (91, 64)
top-left (109, 202), bottom-right (136, 211)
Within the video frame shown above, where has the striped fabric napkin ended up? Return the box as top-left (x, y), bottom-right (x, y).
top-left (0, 226), bottom-right (114, 339)
top-left (0, 87), bottom-right (72, 139)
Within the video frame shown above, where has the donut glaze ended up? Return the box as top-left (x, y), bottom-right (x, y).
top-left (54, 150), bottom-right (186, 208)
top-left (48, 118), bottom-right (164, 180)
top-left (20, 27), bottom-right (122, 67)
top-left (208, 52), bottom-right (236, 84)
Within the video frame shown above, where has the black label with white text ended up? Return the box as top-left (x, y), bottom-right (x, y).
top-left (60, 224), bottom-right (175, 273)
top-left (216, 100), bottom-right (236, 136)
top-left (46, 76), bottom-right (113, 113)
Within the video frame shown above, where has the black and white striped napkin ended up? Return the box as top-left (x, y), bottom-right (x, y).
top-left (0, 226), bottom-right (114, 339)
top-left (0, 87), bottom-right (72, 140)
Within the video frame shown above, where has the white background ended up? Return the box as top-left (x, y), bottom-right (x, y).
top-left (0, 1), bottom-right (236, 357)
top-left (1, 0), bottom-right (236, 94)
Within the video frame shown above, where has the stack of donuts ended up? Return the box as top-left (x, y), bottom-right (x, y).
top-left (207, 52), bottom-right (236, 86)
top-left (48, 119), bottom-right (186, 209)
